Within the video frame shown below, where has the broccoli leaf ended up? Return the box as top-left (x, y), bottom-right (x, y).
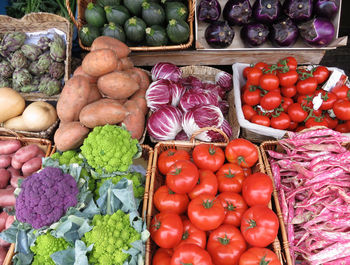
top-left (51, 240), bottom-right (92, 265)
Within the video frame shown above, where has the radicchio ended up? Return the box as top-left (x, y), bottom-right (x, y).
top-left (179, 89), bottom-right (219, 113)
top-left (219, 100), bottom-right (229, 115)
top-left (151, 62), bottom-right (182, 82)
top-left (203, 83), bottom-right (226, 99)
top-left (169, 82), bottom-right (186, 107)
top-left (175, 130), bottom-right (189, 141)
top-left (147, 105), bottom-right (183, 141)
top-left (181, 75), bottom-right (204, 90)
top-left (215, 71), bottom-right (233, 91)
top-left (206, 119), bottom-right (233, 142)
top-left (182, 104), bottom-right (224, 142)
top-left (145, 79), bottom-right (171, 111)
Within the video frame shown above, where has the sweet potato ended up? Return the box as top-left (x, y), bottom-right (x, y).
top-left (122, 100), bottom-right (145, 140)
top-left (124, 69), bottom-right (141, 84)
top-left (79, 98), bottom-right (128, 128)
top-left (73, 66), bottom-right (98, 84)
top-left (0, 169), bottom-right (10, 189)
top-left (10, 176), bottom-right (24, 188)
top-left (82, 48), bottom-right (118, 77)
top-left (91, 36), bottom-right (131, 58)
top-left (0, 155), bottom-right (11, 168)
top-left (13, 144), bottom-right (41, 164)
top-left (98, 71), bottom-right (140, 100)
top-left (0, 140), bottom-right (21, 155)
top-left (54, 122), bottom-right (90, 151)
top-left (0, 187), bottom-right (15, 207)
top-left (57, 75), bottom-right (91, 122)
top-left (132, 67), bottom-right (151, 91)
top-left (130, 97), bottom-right (148, 116)
top-left (22, 157), bottom-right (42, 177)
top-left (120, 57), bottom-right (134, 70)
top-left (87, 83), bottom-right (102, 104)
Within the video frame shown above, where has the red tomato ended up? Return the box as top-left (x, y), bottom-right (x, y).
top-left (154, 185), bottom-right (189, 215)
top-left (153, 248), bottom-right (173, 265)
top-left (239, 247), bottom-right (281, 265)
top-left (177, 218), bottom-right (207, 249)
top-left (251, 115), bottom-right (271, 127)
top-left (324, 113), bottom-right (338, 129)
top-left (313, 66), bottom-right (330, 84)
top-left (158, 149), bottom-right (191, 175)
top-left (217, 192), bottom-right (248, 227)
top-left (278, 56), bottom-right (297, 71)
top-left (171, 244), bottom-right (213, 265)
top-left (346, 120), bottom-right (350, 130)
top-left (207, 224), bottom-right (247, 265)
top-left (259, 74), bottom-right (279, 91)
top-left (188, 170), bottom-right (218, 200)
top-left (260, 91), bottom-right (282, 111)
top-left (332, 85), bottom-right (350, 99)
top-left (242, 167), bottom-right (252, 178)
top-left (288, 103), bottom-right (308, 123)
top-left (296, 77), bottom-right (318, 95)
top-left (242, 105), bottom-right (257, 121)
top-left (166, 160), bottom-right (199, 194)
top-left (243, 66), bottom-right (254, 79)
top-left (320, 91), bottom-right (337, 110)
top-left (288, 121), bottom-right (299, 131)
top-left (335, 123), bottom-right (350, 133)
top-left (254, 62), bottom-right (268, 71)
top-left (262, 64), bottom-right (277, 75)
top-left (192, 144), bottom-right (225, 172)
top-left (281, 97), bottom-right (293, 112)
top-left (277, 70), bottom-right (298, 87)
top-left (225, 139), bottom-right (258, 168)
top-left (333, 99), bottom-right (350, 121)
top-left (281, 85), bottom-right (296, 98)
top-left (305, 117), bottom-right (328, 128)
top-left (297, 94), bottom-right (314, 108)
top-left (240, 205), bottom-right (279, 248)
top-left (270, 112), bottom-right (291, 130)
top-left (247, 68), bottom-right (263, 86)
top-left (242, 173), bottom-right (273, 207)
top-left (243, 87), bottom-right (261, 106)
top-left (187, 194), bottom-right (225, 231)
top-left (151, 212), bottom-right (183, 249)
top-left (216, 163), bottom-right (245, 193)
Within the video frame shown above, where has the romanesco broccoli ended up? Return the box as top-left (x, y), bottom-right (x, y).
top-left (82, 210), bottom-right (141, 265)
top-left (30, 233), bottom-right (69, 265)
top-left (80, 125), bottom-right (139, 174)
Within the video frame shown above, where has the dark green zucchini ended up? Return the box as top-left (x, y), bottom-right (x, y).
top-left (102, 22), bottom-right (126, 42)
top-left (124, 16), bottom-right (147, 43)
top-left (79, 25), bottom-right (101, 47)
top-left (105, 5), bottom-right (130, 26)
top-left (166, 19), bottom-right (189, 44)
top-left (165, 1), bottom-right (188, 21)
top-left (84, 2), bottom-right (106, 28)
top-left (123, 0), bottom-right (144, 16)
top-left (96, 0), bottom-right (121, 7)
top-left (145, 25), bottom-right (168, 46)
top-left (141, 2), bottom-right (165, 26)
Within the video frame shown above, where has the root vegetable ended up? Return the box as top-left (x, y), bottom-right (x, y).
top-left (0, 169), bottom-right (10, 188)
top-left (0, 140), bottom-right (21, 155)
top-left (13, 144), bottom-right (41, 163)
top-left (54, 122), bottom-right (90, 151)
top-left (22, 156), bottom-right (42, 177)
top-left (122, 100), bottom-right (145, 140)
top-left (82, 48), bottom-right (118, 77)
top-left (0, 187), bottom-right (15, 207)
top-left (0, 155), bottom-right (11, 168)
top-left (91, 36), bottom-right (131, 58)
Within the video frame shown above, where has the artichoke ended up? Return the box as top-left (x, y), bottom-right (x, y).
top-left (38, 75), bottom-right (61, 96)
top-left (21, 44), bottom-right (42, 61)
top-left (49, 61), bottom-right (65, 79)
top-left (0, 32), bottom-right (26, 57)
top-left (0, 60), bottom-right (14, 78)
top-left (29, 52), bottom-right (51, 75)
top-left (12, 68), bottom-right (32, 90)
top-left (20, 84), bottom-right (37, 93)
top-left (32, 76), bottom-right (40, 86)
top-left (10, 50), bottom-right (28, 69)
top-left (0, 77), bottom-right (11, 87)
top-left (37, 36), bottom-right (52, 51)
top-left (49, 34), bottom-right (66, 62)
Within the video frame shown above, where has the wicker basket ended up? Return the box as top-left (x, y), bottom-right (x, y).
top-left (65, 0), bottom-right (194, 52)
top-left (145, 127), bottom-right (284, 265)
top-left (0, 13), bottom-right (73, 101)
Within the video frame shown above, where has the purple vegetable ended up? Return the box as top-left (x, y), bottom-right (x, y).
top-left (270, 17), bottom-right (299, 47)
top-left (219, 100), bottom-right (229, 115)
top-left (151, 62), bottom-right (182, 82)
top-left (179, 88), bottom-right (219, 113)
top-left (283, 0), bottom-right (313, 23)
top-left (314, 0), bottom-right (339, 19)
top-left (169, 82), bottom-right (186, 107)
top-left (206, 119), bottom-right (233, 142)
top-left (240, 22), bottom-right (269, 47)
top-left (223, 0), bottom-right (252, 26)
top-left (175, 130), bottom-right (189, 141)
top-left (215, 71), bottom-right (233, 91)
top-left (298, 17), bottom-right (335, 47)
top-left (145, 79), bottom-right (171, 111)
top-left (147, 105), bottom-right (183, 141)
top-left (181, 75), bottom-right (203, 90)
top-left (253, 0), bottom-right (282, 23)
top-left (205, 21), bottom-right (235, 48)
top-left (203, 83), bottom-right (225, 99)
top-left (197, 0), bottom-right (221, 23)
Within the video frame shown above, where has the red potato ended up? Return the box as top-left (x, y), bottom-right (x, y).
top-left (0, 169), bottom-right (10, 189)
top-left (0, 155), bottom-right (12, 168)
top-left (0, 212), bottom-right (9, 232)
top-left (8, 167), bottom-right (21, 178)
top-left (11, 158), bottom-right (23, 170)
top-left (13, 144), bottom-right (41, 164)
top-left (5, 215), bottom-right (14, 229)
top-left (0, 139), bottom-right (21, 155)
top-left (0, 246), bottom-right (7, 263)
top-left (0, 187), bottom-right (15, 207)
top-left (10, 175), bottom-right (24, 188)
top-left (0, 237), bottom-right (10, 248)
top-left (22, 157), bottom-right (42, 177)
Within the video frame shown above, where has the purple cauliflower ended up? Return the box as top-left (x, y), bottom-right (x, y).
top-left (15, 167), bottom-right (79, 229)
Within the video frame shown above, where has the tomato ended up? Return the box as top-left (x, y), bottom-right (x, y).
top-left (346, 120), bottom-right (350, 130)
top-left (216, 163), bottom-right (245, 193)
top-left (242, 105), bottom-right (257, 121)
top-left (171, 244), bottom-right (213, 265)
top-left (189, 170), bottom-right (218, 200)
top-left (333, 99), bottom-right (350, 121)
top-left (332, 85), bottom-right (350, 99)
top-left (296, 77), bottom-right (318, 95)
top-left (262, 64), bottom-right (277, 75)
top-left (158, 149), bottom-right (191, 175)
top-left (297, 94), bottom-right (314, 108)
top-left (242, 173), bottom-right (273, 207)
top-left (247, 68), bottom-right (263, 86)
top-left (278, 56), bottom-right (297, 71)
top-left (166, 160), bottom-right (199, 194)
top-left (281, 85), bottom-right (296, 98)
top-left (305, 117), bottom-right (328, 128)
top-left (225, 139), bottom-right (258, 168)
top-left (288, 103), bottom-right (308, 123)
top-left (192, 144), bottom-right (225, 172)
top-left (254, 62), bottom-right (268, 71)
top-left (313, 108), bottom-right (322, 117)
top-left (259, 74), bottom-right (279, 91)
top-left (207, 224), bottom-right (247, 265)
top-left (335, 123), bottom-right (350, 133)
top-left (239, 247), bottom-right (281, 265)
top-left (242, 167), bottom-right (252, 178)
top-left (288, 121), bottom-right (299, 131)
top-left (251, 114), bottom-right (270, 127)
top-left (177, 217), bottom-right (207, 249)
top-left (270, 112), bottom-right (291, 130)
top-left (151, 212), bottom-right (183, 249)
top-left (277, 70), bottom-right (298, 87)
top-left (320, 90), bottom-right (337, 110)
top-left (154, 185), bottom-right (189, 215)
top-left (217, 192), bottom-right (248, 227)
top-left (153, 248), bottom-right (174, 265)
top-left (187, 194), bottom-right (225, 231)
top-left (243, 66), bottom-right (254, 79)
top-left (313, 66), bottom-right (330, 84)
top-left (281, 97), bottom-right (293, 112)
top-left (243, 87), bottom-right (261, 106)
top-left (324, 113), bottom-right (338, 129)
top-left (240, 205), bottom-right (279, 248)
top-left (260, 91), bottom-right (282, 111)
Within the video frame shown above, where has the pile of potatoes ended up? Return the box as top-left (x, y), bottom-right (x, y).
top-left (54, 36), bottom-right (150, 151)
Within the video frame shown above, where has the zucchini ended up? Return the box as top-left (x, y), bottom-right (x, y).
top-left (96, 0), bottom-right (121, 7)
top-left (79, 25), bottom-right (101, 47)
top-left (84, 2), bottom-right (106, 28)
top-left (165, 1), bottom-right (188, 21)
top-left (102, 22), bottom-right (126, 43)
top-left (145, 25), bottom-right (168, 46)
top-left (123, 0), bottom-right (144, 16)
top-left (105, 5), bottom-right (130, 26)
top-left (124, 16), bottom-right (147, 43)
top-left (166, 19), bottom-right (189, 44)
top-left (141, 2), bottom-right (165, 26)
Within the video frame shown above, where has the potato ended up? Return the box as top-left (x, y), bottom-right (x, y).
top-left (7, 167), bottom-right (21, 178)
top-left (11, 175), bottom-right (24, 188)
top-left (124, 69), bottom-right (141, 84)
top-left (0, 169), bottom-right (10, 188)
top-left (22, 156), bottom-right (42, 177)
top-left (82, 49), bottom-right (118, 77)
top-left (122, 100), bottom-right (145, 140)
top-left (0, 246), bottom-right (7, 264)
top-left (79, 98), bottom-right (128, 128)
top-left (0, 155), bottom-right (12, 168)
top-left (11, 158), bottom-right (23, 170)
top-left (0, 87), bottom-right (25, 123)
top-left (97, 71), bottom-right (140, 100)
top-left (73, 66), bottom-right (98, 84)
top-left (3, 115), bottom-right (29, 131)
top-left (130, 97), bottom-right (148, 116)
top-left (57, 75), bottom-right (91, 122)
top-left (54, 122), bottom-right (90, 151)
top-left (0, 139), bottom-right (22, 155)
top-left (22, 101), bottom-right (58, 132)
top-left (120, 57), bottom-right (134, 70)
top-left (87, 83), bottom-right (102, 104)
top-left (132, 67), bottom-right (151, 91)
top-left (91, 36), bottom-right (131, 58)
top-left (13, 144), bottom-right (41, 163)
top-left (0, 212), bottom-right (9, 232)
top-left (5, 215), bottom-right (15, 229)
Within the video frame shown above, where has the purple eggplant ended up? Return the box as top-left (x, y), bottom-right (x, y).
top-left (253, 0), bottom-right (282, 23)
top-left (314, 0), bottom-right (339, 19)
top-left (197, 0), bottom-right (221, 23)
top-left (240, 22), bottom-right (269, 47)
top-left (223, 0), bottom-right (252, 26)
top-left (270, 17), bottom-right (299, 47)
top-left (298, 17), bottom-right (335, 47)
top-left (205, 20), bottom-right (235, 48)
top-left (283, 0), bottom-right (313, 23)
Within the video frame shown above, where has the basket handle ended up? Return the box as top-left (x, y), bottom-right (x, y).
top-left (190, 127), bottom-right (230, 144)
top-left (65, 0), bottom-right (80, 29)
top-left (0, 128), bottom-right (23, 140)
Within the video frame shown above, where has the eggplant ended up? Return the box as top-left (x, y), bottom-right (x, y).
top-left (197, 0), bottom-right (221, 23)
top-left (283, 0), bottom-right (313, 23)
top-left (240, 22), bottom-right (269, 47)
top-left (223, 0), bottom-right (252, 26)
top-left (270, 17), bottom-right (299, 47)
top-left (314, 0), bottom-right (339, 19)
top-left (253, 0), bottom-right (282, 23)
top-left (298, 17), bottom-right (335, 47)
top-left (205, 20), bottom-right (235, 48)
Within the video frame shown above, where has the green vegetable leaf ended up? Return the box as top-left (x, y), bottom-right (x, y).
top-left (51, 240), bottom-right (92, 265)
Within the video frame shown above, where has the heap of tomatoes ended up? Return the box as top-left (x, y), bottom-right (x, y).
top-left (150, 139), bottom-right (281, 265)
top-left (241, 57), bottom-right (350, 132)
